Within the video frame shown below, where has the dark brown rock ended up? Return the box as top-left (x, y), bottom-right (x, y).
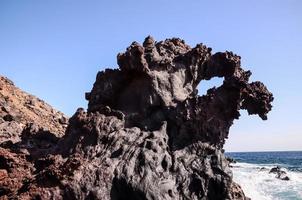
top-left (269, 166), bottom-right (290, 181)
top-left (269, 166), bottom-right (281, 174)
top-left (0, 36), bottom-right (273, 200)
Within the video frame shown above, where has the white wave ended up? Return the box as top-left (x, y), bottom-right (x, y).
top-left (231, 162), bottom-right (302, 200)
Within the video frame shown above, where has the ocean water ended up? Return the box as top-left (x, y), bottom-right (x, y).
top-left (226, 151), bottom-right (302, 200)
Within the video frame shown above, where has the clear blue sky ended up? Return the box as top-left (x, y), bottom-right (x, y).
top-left (1, 1), bottom-right (301, 152)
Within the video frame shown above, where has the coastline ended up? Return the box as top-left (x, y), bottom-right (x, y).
top-left (226, 151), bottom-right (302, 200)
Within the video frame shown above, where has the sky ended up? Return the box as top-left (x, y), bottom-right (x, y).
top-left (0, 1), bottom-right (301, 152)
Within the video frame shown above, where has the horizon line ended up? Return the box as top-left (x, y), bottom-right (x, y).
top-left (226, 150), bottom-right (302, 153)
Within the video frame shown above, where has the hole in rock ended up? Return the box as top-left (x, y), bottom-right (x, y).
top-left (110, 147), bottom-right (123, 158)
top-left (110, 177), bottom-right (148, 200)
top-left (161, 157), bottom-right (168, 171)
top-left (189, 175), bottom-right (204, 198)
top-left (168, 189), bottom-right (173, 197)
top-left (0, 156), bottom-right (10, 170)
top-left (197, 77), bottom-right (224, 96)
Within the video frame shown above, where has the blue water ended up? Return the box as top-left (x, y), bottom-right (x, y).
top-left (227, 151), bottom-right (302, 172)
top-left (226, 151), bottom-right (302, 200)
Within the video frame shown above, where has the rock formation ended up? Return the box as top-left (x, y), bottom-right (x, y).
top-left (0, 76), bottom-right (68, 199)
top-left (0, 76), bottom-right (68, 143)
top-left (0, 36), bottom-right (273, 200)
top-left (269, 166), bottom-right (290, 181)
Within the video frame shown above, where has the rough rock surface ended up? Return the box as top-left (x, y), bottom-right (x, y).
top-left (0, 36), bottom-right (273, 200)
top-left (269, 166), bottom-right (290, 181)
top-left (0, 76), bottom-right (68, 199)
top-left (0, 76), bottom-right (68, 143)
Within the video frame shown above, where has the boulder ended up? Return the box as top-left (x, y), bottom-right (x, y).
top-left (226, 157), bottom-right (237, 164)
top-left (269, 166), bottom-right (281, 173)
top-left (269, 166), bottom-right (290, 181)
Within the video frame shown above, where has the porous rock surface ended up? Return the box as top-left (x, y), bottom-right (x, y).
top-left (0, 36), bottom-right (273, 200)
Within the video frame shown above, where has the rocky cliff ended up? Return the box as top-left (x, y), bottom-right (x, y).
top-left (0, 76), bottom-right (68, 143)
top-left (0, 76), bottom-right (68, 199)
top-left (0, 36), bottom-right (273, 200)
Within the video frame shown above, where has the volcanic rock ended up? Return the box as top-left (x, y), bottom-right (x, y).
top-left (0, 36), bottom-right (273, 200)
top-left (269, 166), bottom-right (290, 181)
top-left (0, 76), bottom-right (69, 199)
top-left (269, 166), bottom-right (281, 174)
top-left (0, 76), bottom-right (68, 144)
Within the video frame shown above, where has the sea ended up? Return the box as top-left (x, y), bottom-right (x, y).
top-left (226, 151), bottom-right (302, 200)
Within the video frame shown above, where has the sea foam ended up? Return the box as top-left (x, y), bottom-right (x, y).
top-left (232, 162), bottom-right (302, 200)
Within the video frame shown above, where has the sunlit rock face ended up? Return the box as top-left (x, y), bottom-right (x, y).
top-left (87, 36), bottom-right (273, 149)
top-left (0, 36), bottom-right (273, 200)
top-left (0, 76), bottom-right (68, 144)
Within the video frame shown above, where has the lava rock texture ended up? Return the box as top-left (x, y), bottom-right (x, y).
top-left (0, 36), bottom-right (273, 200)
